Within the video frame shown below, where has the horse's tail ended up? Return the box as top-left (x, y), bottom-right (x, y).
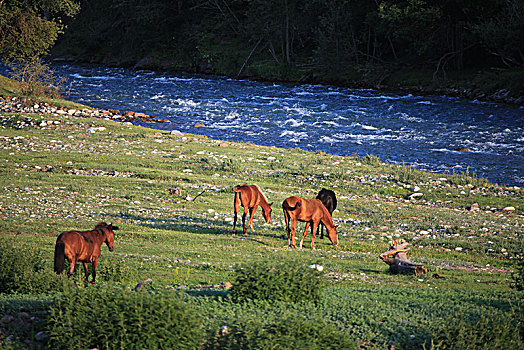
top-left (54, 241), bottom-right (65, 274)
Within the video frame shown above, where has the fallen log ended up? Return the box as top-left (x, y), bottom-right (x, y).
top-left (379, 239), bottom-right (428, 275)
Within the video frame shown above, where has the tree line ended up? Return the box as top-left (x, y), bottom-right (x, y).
top-left (2, 0), bottom-right (523, 87)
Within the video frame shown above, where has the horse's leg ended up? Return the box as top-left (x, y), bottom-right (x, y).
top-left (91, 259), bottom-right (98, 284)
top-left (299, 222), bottom-right (311, 249)
top-left (82, 262), bottom-right (90, 283)
top-left (247, 205), bottom-right (257, 232)
top-left (290, 218), bottom-right (298, 248)
top-left (67, 257), bottom-right (76, 278)
top-left (320, 223), bottom-right (325, 239)
top-left (242, 207), bottom-right (249, 235)
top-left (311, 221), bottom-right (320, 249)
top-left (283, 209), bottom-right (291, 247)
top-left (233, 193), bottom-right (240, 234)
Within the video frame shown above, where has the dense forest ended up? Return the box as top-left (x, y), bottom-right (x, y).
top-left (16, 0), bottom-right (524, 99)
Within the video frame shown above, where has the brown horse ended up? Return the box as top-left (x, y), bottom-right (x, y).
top-left (54, 222), bottom-right (118, 284)
top-left (282, 196), bottom-right (338, 249)
top-left (233, 184), bottom-right (273, 234)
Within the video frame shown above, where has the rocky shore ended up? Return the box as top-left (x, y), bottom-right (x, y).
top-left (0, 95), bottom-right (170, 124)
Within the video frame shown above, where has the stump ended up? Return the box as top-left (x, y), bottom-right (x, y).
top-left (379, 239), bottom-right (427, 275)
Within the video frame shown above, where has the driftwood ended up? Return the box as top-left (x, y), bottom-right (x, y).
top-left (379, 239), bottom-right (427, 275)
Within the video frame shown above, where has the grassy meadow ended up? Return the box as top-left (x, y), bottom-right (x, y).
top-left (0, 85), bottom-right (523, 348)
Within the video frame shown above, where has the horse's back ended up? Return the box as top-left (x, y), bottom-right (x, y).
top-left (57, 230), bottom-right (95, 260)
top-left (234, 184), bottom-right (259, 207)
top-left (316, 189), bottom-right (337, 213)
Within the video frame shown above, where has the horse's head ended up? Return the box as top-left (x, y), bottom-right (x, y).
top-left (327, 224), bottom-right (339, 246)
top-left (262, 202), bottom-right (273, 224)
top-left (104, 223), bottom-right (119, 252)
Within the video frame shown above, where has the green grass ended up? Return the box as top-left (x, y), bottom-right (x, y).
top-left (0, 83), bottom-right (522, 348)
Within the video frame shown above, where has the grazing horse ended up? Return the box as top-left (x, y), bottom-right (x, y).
top-left (282, 196), bottom-right (339, 249)
top-left (54, 222), bottom-right (118, 284)
top-left (233, 184), bottom-right (273, 234)
top-left (316, 188), bottom-right (337, 239)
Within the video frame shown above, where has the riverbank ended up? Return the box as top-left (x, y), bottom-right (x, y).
top-left (50, 52), bottom-right (524, 107)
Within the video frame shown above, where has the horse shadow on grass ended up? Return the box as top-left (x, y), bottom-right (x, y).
top-left (104, 212), bottom-right (286, 246)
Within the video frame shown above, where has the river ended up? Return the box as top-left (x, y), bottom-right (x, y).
top-left (53, 64), bottom-right (524, 186)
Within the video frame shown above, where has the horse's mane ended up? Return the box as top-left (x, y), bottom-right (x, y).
top-left (95, 222), bottom-right (109, 229)
top-left (253, 184), bottom-right (269, 204)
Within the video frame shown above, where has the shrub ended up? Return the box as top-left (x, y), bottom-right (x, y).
top-left (7, 60), bottom-right (66, 98)
top-left (511, 257), bottom-right (524, 291)
top-left (46, 287), bottom-right (204, 350)
top-left (0, 235), bottom-right (71, 294)
top-left (230, 259), bottom-right (325, 304)
top-left (361, 154), bottom-right (381, 166)
top-left (96, 255), bottom-right (134, 283)
top-left (204, 313), bottom-right (358, 350)
top-left (429, 307), bottom-right (523, 349)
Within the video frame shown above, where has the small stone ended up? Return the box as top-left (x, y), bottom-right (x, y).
top-left (469, 203), bottom-right (479, 211)
top-left (35, 331), bottom-right (47, 341)
top-left (1, 315), bottom-right (14, 323)
top-left (170, 130), bottom-right (183, 135)
top-left (502, 206), bottom-right (515, 212)
top-left (409, 192), bottom-right (423, 200)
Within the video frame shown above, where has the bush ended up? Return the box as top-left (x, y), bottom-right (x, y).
top-left (0, 235), bottom-right (71, 294)
top-left (46, 287), bottom-right (204, 350)
top-left (511, 257), bottom-right (524, 291)
top-left (230, 260), bottom-right (325, 304)
top-left (7, 60), bottom-right (66, 98)
top-left (96, 255), bottom-right (134, 283)
top-left (429, 307), bottom-right (523, 349)
top-left (204, 313), bottom-right (358, 350)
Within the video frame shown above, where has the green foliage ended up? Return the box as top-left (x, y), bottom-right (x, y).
top-left (203, 313), bottom-right (358, 350)
top-left (0, 0), bottom-right (79, 62)
top-left (230, 260), bottom-right (325, 304)
top-left (361, 154), bottom-right (381, 166)
top-left (96, 255), bottom-right (134, 283)
top-left (511, 257), bottom-right (524, 291)
top-left (429, 307), bottom-right (524, 349)
top-left (0, 235), bottom-right (72, 294)
top-left (46, 287), bottom-right (204, 350)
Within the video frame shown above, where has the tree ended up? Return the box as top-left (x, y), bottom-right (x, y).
top-left (0, 0), bottom-right (80, 62)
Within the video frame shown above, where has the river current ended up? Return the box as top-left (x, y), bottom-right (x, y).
top-left (53, 64), bottom-right (523, 186)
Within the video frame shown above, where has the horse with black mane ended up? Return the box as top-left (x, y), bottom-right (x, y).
top-left (316, 188), bottom-right (337, 239)
top-left (54, 222), bottom-right (118, 284)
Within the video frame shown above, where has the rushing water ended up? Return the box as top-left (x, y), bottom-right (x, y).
top-left (51, 64), bottom-right (524, 186)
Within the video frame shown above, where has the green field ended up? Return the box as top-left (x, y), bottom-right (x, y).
top-left (0, 90), bottom-right (522, 348)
